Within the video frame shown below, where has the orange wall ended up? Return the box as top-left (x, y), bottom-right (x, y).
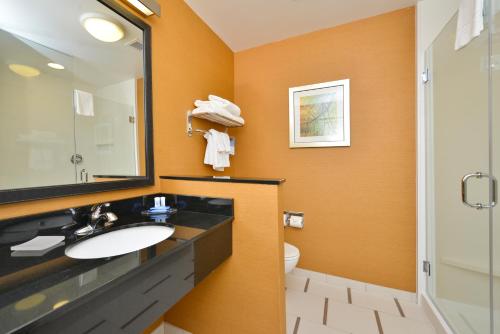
top-left (0, 0), bottom-right (234, 220)
top-left (233, 8), bottom-right (416, 291)
top-left (149, 0), bottom-right (235, 177)
top-left (161, 179), bottom-right (285, 334)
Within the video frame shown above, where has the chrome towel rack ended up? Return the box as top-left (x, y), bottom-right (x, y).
top-left (187, 110), bottom-right (243, 136)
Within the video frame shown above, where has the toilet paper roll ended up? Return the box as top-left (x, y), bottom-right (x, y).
top-left (288, 215), bottom-right (304, 229)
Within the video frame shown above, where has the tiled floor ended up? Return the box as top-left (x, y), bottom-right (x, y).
top-left (286, 268), bottom-right (436, 334)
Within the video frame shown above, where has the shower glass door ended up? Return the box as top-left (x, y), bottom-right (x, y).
top-left (425, 5), bottom-right (494, 333)
top-left (492, 1), bottom-right (500, 331)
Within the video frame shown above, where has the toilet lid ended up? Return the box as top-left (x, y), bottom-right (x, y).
top-left (284, 242), bottom-right (300, 259)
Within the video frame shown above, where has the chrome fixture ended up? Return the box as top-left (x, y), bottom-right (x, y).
top-left (70, 153), bottom-right (83, 165)
top-left (461, 172), bottom-right (497, 209)
top-left (75, 203), bottom-right (118, 236)
top-left (284, 211), bottom-right (304, 229)
top-left (80, 168), bottom-right (88, 183)
top-left (126, 0), bottom-right (161, 17)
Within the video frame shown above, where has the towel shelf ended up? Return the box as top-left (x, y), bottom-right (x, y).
top-left (187, 110), bottom-right (243, 136)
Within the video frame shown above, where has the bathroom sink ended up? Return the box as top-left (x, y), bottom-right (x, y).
top-left (65, 224), bottom-right (175, 259)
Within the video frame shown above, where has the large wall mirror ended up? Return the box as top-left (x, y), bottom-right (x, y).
top-left (0, 0), bottom-right (153, 204)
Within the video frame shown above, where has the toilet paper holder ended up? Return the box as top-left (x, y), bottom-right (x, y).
top-left (284, 211), bottom-right (304, 229)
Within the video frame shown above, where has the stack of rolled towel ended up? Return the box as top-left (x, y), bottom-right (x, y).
top-left (193, 95), bottom-right (244, 124)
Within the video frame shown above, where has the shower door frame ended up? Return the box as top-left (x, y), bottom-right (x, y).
top-left (418, 1), bottom-right (496, 333)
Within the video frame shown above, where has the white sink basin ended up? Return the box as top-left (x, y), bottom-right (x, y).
top-left (65, 225), bottom-right (175, 259)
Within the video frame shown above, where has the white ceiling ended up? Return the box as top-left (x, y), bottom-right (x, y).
top-left (184, 0), bottom-right (418, 51)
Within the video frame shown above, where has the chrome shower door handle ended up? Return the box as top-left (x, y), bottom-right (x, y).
top-left (461, 172), bottom-right (497, 209)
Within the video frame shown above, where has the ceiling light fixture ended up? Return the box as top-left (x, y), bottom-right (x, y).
top-left (126, 0), bottom-right (161, 16)
top-left (47, 62), bottom-right (64, 70)
top-left (53, 300), bottom-right (69, 310)
top-left (81, 14), bottom-right (125, 43)
top-left (8, 64), bottom-right (40, 78)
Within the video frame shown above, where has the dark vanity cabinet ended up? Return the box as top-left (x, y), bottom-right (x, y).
top-left (23, 218), bottom-right (232, 334)
top-left (31, 245), bottom-right (194, 334)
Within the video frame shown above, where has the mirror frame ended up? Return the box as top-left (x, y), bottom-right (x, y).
top-left (0, 0), bottom-right (154, 204)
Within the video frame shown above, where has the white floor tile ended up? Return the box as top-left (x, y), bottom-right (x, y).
top-left (307, 280), bottom-right (348, 304)
top-left (286, 313), bottom-right (298, 334)
top-left (286, 274), bottom-right (308, 292)
top-left (350, 290), bottom-right (400, 316)
top-left (379, 312), bottom-right (436, 334)
top-left (398, 299), bottom-right (431, 323)
top-left (365, 283), bottom-right (416, 302)
top-left (297, 317), bottom-right (349, 334)
top-left (286, 290), bottom-right (326, 324)
top-left (326, 274), bottom-right (366, 291)
top-left (164, 323), bottom-right (191, 334)
top-left (293, 268), bottom-right (328, 282)
top-left (326, 301), bottom-right (379, 334)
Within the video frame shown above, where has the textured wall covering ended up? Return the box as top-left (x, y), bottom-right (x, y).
top-left (233, 8), bottom-right (416, 291)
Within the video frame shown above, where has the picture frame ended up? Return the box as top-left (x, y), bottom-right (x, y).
top-left (289, 79), bottom-right (350, 148)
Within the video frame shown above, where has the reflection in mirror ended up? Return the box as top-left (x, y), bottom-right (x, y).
top-left (0, 0), bottom-right (147, 191)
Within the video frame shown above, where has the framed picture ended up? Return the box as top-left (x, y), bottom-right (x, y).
top-left (289, 79), bottom-right (350, 148)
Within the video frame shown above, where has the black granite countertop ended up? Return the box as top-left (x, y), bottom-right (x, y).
top-left (0, 194), bottom-right (233, 334)
top-left (160, 175), bottom-right (285, 185)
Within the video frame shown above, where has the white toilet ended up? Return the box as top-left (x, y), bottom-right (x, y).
top-left (284, 242), bottom-right (300, 273)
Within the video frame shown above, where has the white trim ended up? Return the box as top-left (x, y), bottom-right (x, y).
top-left (421, 292), bottom-right (455, 334)
top-left (416, 3), bottom-right (428, 303)
top-left (132, 79), bottom-right (140, 175)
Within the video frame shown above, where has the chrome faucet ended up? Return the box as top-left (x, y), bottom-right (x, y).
top-left (90, 203), bottom-right (117, 226)
top-left (75, 203), bottom-right (118, 236)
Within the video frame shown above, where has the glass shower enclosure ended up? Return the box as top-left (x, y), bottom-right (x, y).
top-left (425, 1), bottom-right (498, 333)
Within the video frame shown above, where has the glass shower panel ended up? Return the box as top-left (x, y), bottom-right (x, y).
top-left (425, 13), bottom-right (492, 334)
top-left (74, 91), bottom-right (139, 183)
top-left (491, 1), bottom-right (500, 331)
top-left (0, 28), bottom-right (77, 190)
top-left (72, 0), bottom-right (143, 183)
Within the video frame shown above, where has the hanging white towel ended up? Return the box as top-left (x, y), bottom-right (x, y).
top-left (204, 129), bottom-right (230, 171)
top-left (455, 0), bottom-right (484, 50)
top-left (208, 95), bottom-right (241, 117)
top-left (204, 131), bottom-right (219, 171)
top-left (74, 89), bottom-right (94, 117)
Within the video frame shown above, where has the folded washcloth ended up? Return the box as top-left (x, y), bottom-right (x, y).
top-left (208, 95), bottom-right (241, 117)
top-left (455, 0), bottom-right (484, 50)
top-left (74, 89), bottom-right (94, 116)
top-left (11, 236), bottom-right (65, 252)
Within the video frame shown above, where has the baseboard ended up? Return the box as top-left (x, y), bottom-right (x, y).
top-left (291, 267), bottom-right (417, 303)
top-left (421, 292), bottom-right (454, 334)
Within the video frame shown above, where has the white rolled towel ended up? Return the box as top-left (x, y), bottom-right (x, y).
top-left (194, 100), bottom-right (224, 109)
top-left (208, 95), bottom-right (241, 117)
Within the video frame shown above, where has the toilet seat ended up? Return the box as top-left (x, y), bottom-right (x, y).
top-left (284, 242), bottom-right (299, 259)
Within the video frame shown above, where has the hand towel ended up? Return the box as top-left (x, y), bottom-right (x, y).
top-left (74, 89), bottom-right (94, 116)
top-left (204, 129), bottom-right (230, 171)
top-left (455, 0), bottom-right (484, 50)
top-left (208, 95), bottom-right (241, 116)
